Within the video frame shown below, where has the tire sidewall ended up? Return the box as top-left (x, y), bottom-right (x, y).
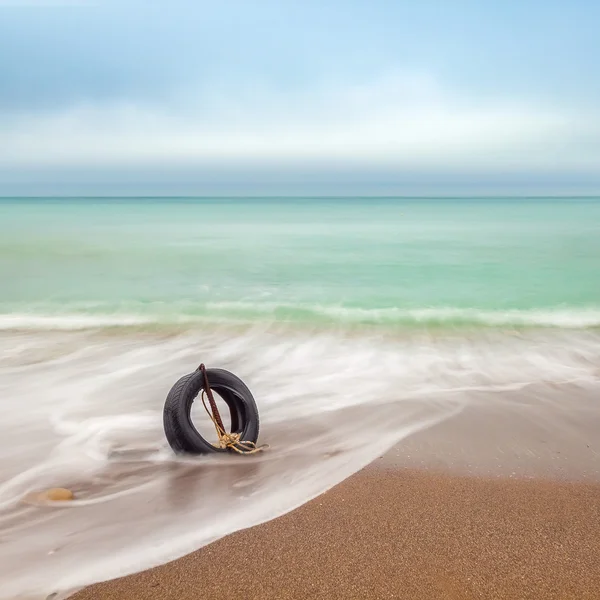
top-left (163, 368), bottom-right (260, 454)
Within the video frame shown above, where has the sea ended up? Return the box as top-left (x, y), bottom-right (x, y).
top-left (1, 196), bottom-right (599, 598)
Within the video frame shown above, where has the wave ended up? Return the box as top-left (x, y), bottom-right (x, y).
top-left (2, 304), bottom-right (600, 331)
top-left (206, 303), bottom-right (600, 328)
top-left (0, 313), bottom-right (156, 330)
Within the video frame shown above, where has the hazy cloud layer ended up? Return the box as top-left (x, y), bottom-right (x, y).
top-left (1, 1), bottom-right (599, 193)
top-left (2, 73), bottom-right (599, 172)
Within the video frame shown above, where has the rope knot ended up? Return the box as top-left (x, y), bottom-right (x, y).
top-left (199, 384), bottom-right (268, 455)
top-left (217, 432), bottom-right (241, 449)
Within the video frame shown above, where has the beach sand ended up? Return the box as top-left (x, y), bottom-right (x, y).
top-left (73, 469), bottom-right (600, 600)
top-left (74, 396), bottom-right (600, 600)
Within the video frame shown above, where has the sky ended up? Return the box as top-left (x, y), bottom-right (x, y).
top-left (1, 0), bottom-right (599, 195)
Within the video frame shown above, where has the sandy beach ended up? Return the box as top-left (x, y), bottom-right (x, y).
top-left (4, 5), bottom-right (600, 598)
top-left (74, 396), bottom-right (600, 600)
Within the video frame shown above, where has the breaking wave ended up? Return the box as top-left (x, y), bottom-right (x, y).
top-left (1, 303), bottom-right (600, 331)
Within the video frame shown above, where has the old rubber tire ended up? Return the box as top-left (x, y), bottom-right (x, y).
top-left (163, 368), bottom-right (260, 455)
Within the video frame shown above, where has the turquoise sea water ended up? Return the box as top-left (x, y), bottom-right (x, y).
top-left (1, 197), bottom-right (600, 329)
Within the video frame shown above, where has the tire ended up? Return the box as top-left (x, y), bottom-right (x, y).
top-left (163, 367), bottom-right (260, 455)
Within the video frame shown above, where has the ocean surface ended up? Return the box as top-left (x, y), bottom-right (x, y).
top-left (2, 197), bottom-right (600, 329)
top-left (1, 197), bottom-right (599, 598)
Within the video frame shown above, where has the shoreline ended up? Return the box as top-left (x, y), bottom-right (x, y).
top-left (74, 398), bottom-right (600, 600)
top-left (74, 466), bottom-right (600, 600)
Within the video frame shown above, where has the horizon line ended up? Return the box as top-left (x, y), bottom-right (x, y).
top-left (1, 194), bottom-right (600, 200)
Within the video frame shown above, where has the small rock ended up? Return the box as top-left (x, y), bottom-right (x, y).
top-left (40, 488), bottom-right (74, 502)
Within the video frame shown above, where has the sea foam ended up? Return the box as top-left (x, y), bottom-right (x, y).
top-left (0, 325), bottom-right (599, 598)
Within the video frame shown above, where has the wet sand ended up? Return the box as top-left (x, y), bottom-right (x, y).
top-left (75, 398), bottom-right (600, 600)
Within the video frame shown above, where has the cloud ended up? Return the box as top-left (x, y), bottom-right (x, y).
top-left (1, 72), bottom-right (599, 173)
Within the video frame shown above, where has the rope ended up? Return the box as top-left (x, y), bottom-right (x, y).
top-left (198, 363), bottom-right (226, 432)
top-left (198, 364), bottom-right (268, 455)
top-left (200, 390), bottom-right (268, 454)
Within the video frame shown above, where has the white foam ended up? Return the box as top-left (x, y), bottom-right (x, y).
top-left (3, 304), bottom-right (600, 332)
top-left (0, 313), bottom-right (155, 330)
top-left (320, 306), bottom-right (600, 328)
top-left (0, 326), bottom-right (599, 598)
